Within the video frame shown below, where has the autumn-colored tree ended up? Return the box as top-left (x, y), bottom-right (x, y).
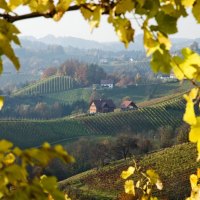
top-left (42, 67), bottom-right (57, 79)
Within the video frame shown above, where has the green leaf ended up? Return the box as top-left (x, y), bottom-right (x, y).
top-left (155, 11), bottom-right (178, 34)
top-left (143, 0), bottom-right (159, 18)
top-left (192, 0), bottom-right (200, 23)
top-left (136, 0), bottom-right (145, 7)
top-left (151, 50), bottom-right (172, 73)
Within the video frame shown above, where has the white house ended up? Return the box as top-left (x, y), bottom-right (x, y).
top-left (100, 80), bottom-right (114, 89)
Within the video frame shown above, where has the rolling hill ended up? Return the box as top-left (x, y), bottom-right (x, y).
top-left (59, 142), bottom-right (199, 200)
top-left (12, 75), bottom-right (74, 96)
top-left (0, 92), bottom-right (187, 148)
top-left (42, 81), bottom-right (192, 106)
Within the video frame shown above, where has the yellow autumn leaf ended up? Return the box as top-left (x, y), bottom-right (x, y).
top-left (156, 179), bottom-right (163, 190)
top-left (64, 194), bottom-right (71, 200)
top-left (89, 7), bottom-right (102, 30)
top-left (144, 28), bottom-right (159, 56)
top-left (181, 0), bottom-right (195, 7)
top-left (56, 0), bottom-right (72, 12)
top-left (115, 0), bottom-right (135, 14)
top-left (146, 169), bottom-right (159, 184)
top-left (157, 32), bottom-right (171, 50)
top-left (150, 197), bottom-right (158, 200)
top-left (190, 88), bottom-right (199, 100)
top-left (124, 180), bottom-right (135, 195)
top-left (0, 96), bottom-right (4, 110)
top-left (81, 6), bottom-right (103, 31)
top-left (172, 56), bottom-right (185, 80)
top-left (8, 0), bottom-right (22, 10)
top-left (190, 174), bottom-right (198, 189)
top-left (189, 117), bottom-right (200, 143)
top-left (3, 153), bottom-right (16, 165)
top-left (29, 0), bottom-right (54, 13)
top-left (121, 166), bottom-right (135, 179)
top-left (183, 100), bottom-right (197, 125)
top-left (197, 168), bottom-right (200, 178)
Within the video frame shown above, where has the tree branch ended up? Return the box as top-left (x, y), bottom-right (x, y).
top-left (0, 5), bottom-right (80, 23)
top-left (0, 4), bottom-right (112, 23)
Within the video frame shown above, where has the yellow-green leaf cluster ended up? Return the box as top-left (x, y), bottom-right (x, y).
top-left (108, 14), bottom-right (134, 48)
top-left (187, 169), bottom-right (200, 200)
top-left (0, 20), bottom-right (20, 72)
top-left (81, 5), bottom-right (103, 31)
top-left (0, 140), bottom-right (74, 199)
top-left (28, 0), bottom-right (55, 13)
top-left (121, 163), bottom-right (162, 199)
top-left (172, 48), bottom-right (200, 81)
top-left (53, 0), bottom-right (72, 21)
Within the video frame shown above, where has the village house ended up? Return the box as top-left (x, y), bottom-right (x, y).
top-left (120, 100), bottom-right (138, 111)
top-left (100, 80), bottom-right (114, 89)
top-left (89, 99), bottom-right (116, 114)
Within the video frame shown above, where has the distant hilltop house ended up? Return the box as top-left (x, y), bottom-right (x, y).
top-left (120, 100), bottom-right (138, 111)
top-left (89, 99), bottom-right (116, 114)
top-left (100, 80), bottom-right (114, 89)
top-left (157, 73), bottom-right (177, 81)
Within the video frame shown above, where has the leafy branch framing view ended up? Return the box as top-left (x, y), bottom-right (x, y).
top-left (1, 0), bottom-right (200, 199)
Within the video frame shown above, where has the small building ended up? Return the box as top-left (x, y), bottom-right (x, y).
top-left (89, 99), bottom-right (116, 114)
top-left (120, 100), bottom-right (138, 111)
top-left (100, 80), bottom-right (114, 89)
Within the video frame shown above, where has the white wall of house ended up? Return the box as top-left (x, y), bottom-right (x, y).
top-left (101, 84), bottom-right (113, 89)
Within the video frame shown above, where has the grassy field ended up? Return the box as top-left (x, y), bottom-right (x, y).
top-left (59, 142), bottom-right (200, 200)
top-left (0, 92), bottom-right (186, 148)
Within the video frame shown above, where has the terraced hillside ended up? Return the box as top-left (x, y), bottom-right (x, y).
top-left (12, 75), bottom-right (74, 96)
top-left (0, 93), bottom-right (186, 148)
top-left (59, 143), bottom-right (199, 200)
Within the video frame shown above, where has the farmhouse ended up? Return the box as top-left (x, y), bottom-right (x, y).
top-left (100, 80), bottom-right (114, 89)
top-left (89, 99), bottom-right (116, 114)
top-left (120, 100), bottom-right (138, 111)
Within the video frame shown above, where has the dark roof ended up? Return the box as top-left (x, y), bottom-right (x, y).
top-left (100, 80), bottom-right (114, 84)
top-left (90, 99), bottom-right (116, 109)
top-left (120, 100), bottom-right (137, 109)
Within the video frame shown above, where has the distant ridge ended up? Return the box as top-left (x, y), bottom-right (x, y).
top-left (20, 34), bottom-right (199, 51)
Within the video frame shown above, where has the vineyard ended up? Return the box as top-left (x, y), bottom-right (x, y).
top-left (12, 75), bottom-right (74, 96)
top-left (0, 119), bottom-right (90, 148)
top-left (44, 81), bottom-right (192, 106)
top-left (59, 143), bottom-right (199, 200)
top-left (78, 93), bottom-right (186, 134)
top-left (0, 93), bottom-right (187, 148)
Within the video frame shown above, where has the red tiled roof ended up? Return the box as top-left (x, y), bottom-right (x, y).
top-left (90, 99), bottom-right (116, 109)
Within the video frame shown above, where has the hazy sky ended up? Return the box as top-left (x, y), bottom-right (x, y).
top-left (15, 9), bottom-right (200, 42)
